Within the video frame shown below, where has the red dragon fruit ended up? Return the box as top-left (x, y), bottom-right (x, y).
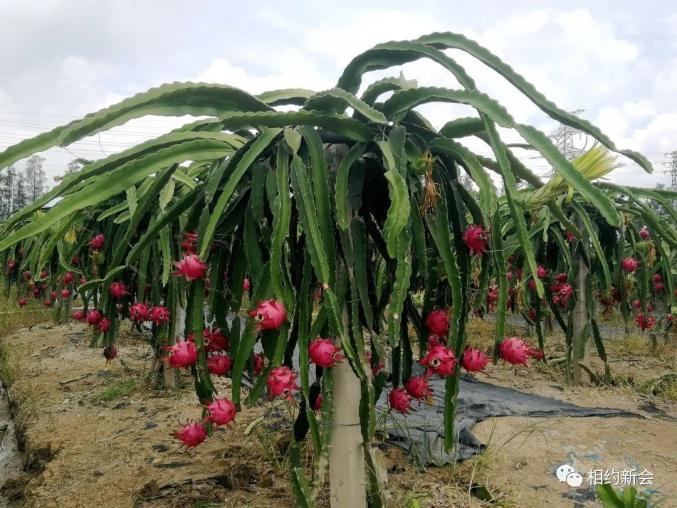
top-left (62, 271), bottom-right (74, 285)
top-left (109, 282), bottom-right (129, 299)
top-left (89, 234), bottom-right (105, 251)
top-left (43, 299), bottom-right (53, 307)
top-left (79, 276), bottom-right (88, 285)
top-left (639, 226), bottom-right (651, 240)
top-left (427, 334), bottom-right (445, 350)
top-left (17, 297), bottom-right (28, 307)
top-left (555, 273), bottom-right (568, 283)
top-left (462, 348), bottom-right (490, 372)
top-left (621, 257), bottom-right (639, 273)
top-left (652, 273), bottom-right (662, 284)
top-left (527, 307), bottom-right (537, 322)
top-left (204, 327), bottom-right (229, 352)
top-left (526, 345), bottom-right (545, 361)
top-left (249, 300), bottom-right (287, 331)
top-left (5, 259), bottom-right (16, 272)
top-left (50, 290), bottom-right (58, 300)
top-left (536, 265), bottom-right (549, 279)
top-left (426, 309), bottom-right (449, 338)
top-left (366, 351), bottom-right (385, 377)
top-left (164, 340), bottom-right (198, 368)
top-left (499, 337), bottom-right (530, 365)
top-left (129, 302), bottom-right (150, 322)
top-left (552, 283), bottom-right (574, 307)
top-left (653, 281), bottom-right (666, 293)
top-left (86, 310), bottom-right (103, 325)
top-left (242, 277), bottom-right (251, 291)
top-left (103, 345), bottom-right (117, 362)
top-left (253, 352), bottom-right (266, 376)
top-left (308, 339), bottom-right (344, 368)
top-left (634, 313), bottom-right (656, 331)
top-left (487, 285), bottom-right (499, 307)
top-left (71, 309), bottom-right (86, 321)
top-left (60, 289), bottom-right (71, 299)
top-left (98, 318), bottom-right (111, 333)
top-left (173, 422), bottom-right (206, 448)
top-left (207, 354), bottom-right (232, 376)
top-left (266, 366), bottom-right (298, 400)
top-left (71, 255), bottom-right (81, 266)
top-left (419, 344), bottom-right (457, 377)
top-left (206, 399), bottom-right (237, 426)
top-left (527, 279), bottom-right (537, 291)
top-left (40, 270), bottom-right (49, 279)
top-left (22, 270), bottom-right (31, 281)
top-left (389, 387), bottom-right (413, 414)
top-left (180, 231), bottom-right (198, 254)
top-left (150, 306), bottom-right (171, 326)
top-left (463, 225), bottom-right (489, 256)
top-left (405, 376), bottom-right (433, 401)
top-left (173, 254), bottom-right (208, 281)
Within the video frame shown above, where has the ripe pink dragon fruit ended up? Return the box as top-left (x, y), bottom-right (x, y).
top-left (173, 422), bottom-right (206, 448)
top-left (103, 345), bottom-right (117, 362)
top-left (206, 399), bottom-right (237, 426)
top-left (150, 306), bottom-right (171, 325)
top-left (308, 339), bottom-right (344, 368)
top-left (405, 376), bottom-right (433, 401)
top-left (426, 309), bottom-right (449, 338)
top-left (639, 226), bottom-right (651, 240)
top-left (566, 231), bottom-right (576, 243)
top-left (634, 313), bottom-right (656, 331)
top-left (129, 302), bottom-right (150, 322)
top-left (89, 234), bottom-right (105, 251)
top-left (536, 265), bottom-right (549, 279)
top-left (242, 278), bottom-right (251, 291)
top-left (40, 270), bottom-right (49, 279)
top-left (462, 347), bottom-right (490, 372)
top-left (552, 282), bottom-right (574, 307)
top-left (652, 273), bottom-right (662, 284)
top-left (17, 297), bottom-right (28, 307)
top-left (666, 314), bottom-right (674, 323)
top-left (71, 310), bottom-right (86, 321)
top-left (266, 366), bottom-right (298, 400)
top-left (526, 345), bottom-right (545, 361)
top-left (487, 285), bottom-right (499, 307)
top-left (207, 354), bottom-right (232, 376)
top-left (163, 340), bottom-right (198, 368)
top-left (388, 387), bottom-right (413, 414)
top-left (98, 318), bottom-right (111, 333)
top-left (71, 255), bottom-right (81, 266)
top-left (631, 299), bottom-right (641, 310)
top-left (463, 225), bottom-right (488, 256)
top-left (427, 334), bottom-right (445, 350)
top-left (621, 257), bottom-right (639, 273)
top-left (62, 271), bottom-right (74, 285)
top-left (60, 289), bottom-right (71, 299)
top-left (253, 352), bottom-right (266, 376)
top-left (555, 273), bottom-right (568, 283)
top-left (5, 259), bottom-right (16, 272)
top-left (499, 337), bottom-right (530, 365)
top-left (22, 270), bottom-right (31, 281)
top-left (249, 300), bottom-right (287, 331)
top-left (204, 327), bottom-right (229, 352)
top-left (43, 299), bottom-right (53, 307)
top-left (180, 231), bottom-right (198, 254)
top-left (79, 276), bottom-right (88, 285)
top-left (173, 254), bottom-right (208, 281)
top-left (86, 309), bottom-right (103, 325)
top-left (50, 290), bottom-right (58, 300)
top-left (109, 282), bottom-right (129, 299)
top-left (419, 344), bottom-right (457, 377)
top-left (653, 281), bottom-right (666, 293)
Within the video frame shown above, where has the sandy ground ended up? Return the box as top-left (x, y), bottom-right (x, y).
top-left (0, 321), bottom-right (674, 507)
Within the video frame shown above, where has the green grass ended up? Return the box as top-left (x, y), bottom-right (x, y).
top-left (91, 378), bottom-right (138, 402)
top-left (0, 341), bottom-right (18, 386)
top-left (0, 288), bottom-right (52, 337)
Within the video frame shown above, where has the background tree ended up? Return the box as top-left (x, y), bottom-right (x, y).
top-left (24, 154), bottom-right (46, 201)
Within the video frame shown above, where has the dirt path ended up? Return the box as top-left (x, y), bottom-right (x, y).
top-left (0, 322), bottom-right (674, 507)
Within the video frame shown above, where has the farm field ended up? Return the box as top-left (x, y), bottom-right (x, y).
top-left (0, 315), bottom-right (674, 507)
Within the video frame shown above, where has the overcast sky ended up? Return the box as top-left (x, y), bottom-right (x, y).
top-left (0, 0), bottom-right (675, 189)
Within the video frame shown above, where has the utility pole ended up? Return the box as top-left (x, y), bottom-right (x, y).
top-left (666, 151), bottom-right (677, 208)
top-left (550, 109), bottom-right (586, 167)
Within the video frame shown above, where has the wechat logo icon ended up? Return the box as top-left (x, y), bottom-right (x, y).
top-left (556, 464), bottom-right (583, 487)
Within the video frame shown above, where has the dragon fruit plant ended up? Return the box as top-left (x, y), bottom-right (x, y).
top-left (0, 31), bottom-right (674, 507)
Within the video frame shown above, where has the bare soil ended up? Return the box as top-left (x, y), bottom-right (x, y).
top-left (0, 320), bottom-right (674, 507)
